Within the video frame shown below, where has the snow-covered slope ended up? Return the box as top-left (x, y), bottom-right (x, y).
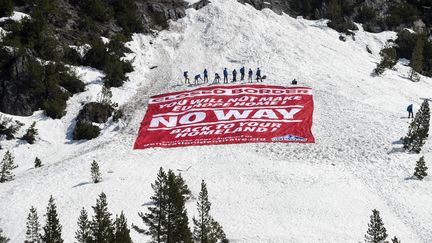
top-left (1, 0), bottom-right (432, 242)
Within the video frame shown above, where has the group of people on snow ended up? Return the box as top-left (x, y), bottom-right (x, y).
top-left (183, 67), bottom-right (264, 85)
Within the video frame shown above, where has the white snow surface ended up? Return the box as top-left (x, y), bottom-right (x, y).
top-left (1, 0), bottom-right (432, 242)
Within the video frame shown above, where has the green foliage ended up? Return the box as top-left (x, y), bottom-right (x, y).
top-left (414, 156), bottom-right (428, 180)
top-left (83, 37), bottom-right (132, 88)
top-left (90, 192), bottom-right (115, 242)
top-left (0, 115), bottom-right (24, 140)
top-left (403, 100), bottom-right (430, 153)
top-left (114, 211), bottom-right (132, 243)
top-left (22, 122), bottom-right (38, 144)
top-left (386, 3), bottom-right (419, 27)
top-left (0, 228), bottom-right (9, 243)
top-left (34, 157), bottom-right (43, 168)
top-left (356, 6), bottom-right (377, 23)
top-left (410, 38), bottom-right (425, 81)
top-left (112, 0), bottom-right (144, 35)
top-left (193, 180), bottom-right (228, 243)
top-left (41, 196), bottom-right (64, 243)
top-left (25, 206), bottom-right (41, 243)
top-left (374, 45), bottom-right (397, 76)
top-left (112, 109), bottom-right (123, 122)
top-left (75, 208), bottom-right (91, 243)
top-left (135, 167), bottom-right (193, 243)
top-left (0, 0), bottom-right (13, 18)
top-left (80, 0), bottom-right (113, 22)
top-left (0, 150), bottom-right (18, 183)
top-left (73, 122), bottom-right (101, 140)
top-left (91, 160), bottom-right (102, 183)
top-left (365, 209), bottom-right (388, 243)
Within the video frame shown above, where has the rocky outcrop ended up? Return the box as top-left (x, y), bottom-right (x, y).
top-left (75, 102), bottom-right (114, 124)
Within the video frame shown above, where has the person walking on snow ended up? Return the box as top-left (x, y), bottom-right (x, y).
top-left (223, 68), bottom-right (228, 84)
top-left (256, 68), bottom-right (262, 82)
top-left (232, 69), bottom-right (237, 82)
top-left (204, 69), bottom-right (209, 83)
top-left (248, 68), bottom-right (253, 83)
top-left (240, 66), bottom-right (245, 81)
top-left (184, 71), bottom-right (190, 84)
top-left (407, 104), bottom-right (414, 118)
top-left (194, 74), bottom-right (203, 85)
top-left (214, 73), bottom-right (221, 84)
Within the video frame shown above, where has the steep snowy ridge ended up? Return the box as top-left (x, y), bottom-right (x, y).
top-left (1, 0), bottom-right (432, 242)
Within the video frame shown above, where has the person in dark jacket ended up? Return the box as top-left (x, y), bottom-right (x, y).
top-left (248, 68), bottom-right (253, 83)
top-left (194, 74), bottom-right (203, 85)
top-left (204, 69), bottom-right (209, 83)
top-left (256, 68), bottom-right (262, 82)
top-left (232, 69), bottom-right (237, 82)
top-left (240, 66), bottom-right (245, 81)
top-left (184, 71), bottom-right (190, 84)
top-left (223, 68), bottom-right (228, 84)
top-left (407, 104), bottom-right (414, 118)
top-left (214, 73), bottom-right (221, 84)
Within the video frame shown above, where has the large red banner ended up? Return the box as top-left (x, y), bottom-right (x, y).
top-left (134, 85), bottom-right (314, 149)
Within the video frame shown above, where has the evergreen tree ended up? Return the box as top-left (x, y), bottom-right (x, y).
top-left (165, 170), bottom-right (192, 243)
top-left (0, 0), bottom-right (13, 17)
top-left (364, 209), bottom-right (388, 243)
top-left (403, 100), bottom-right (430, 153)
top-left (25, 206), bottom-right (41, 243)
top-left (91, 160), bottom-right (102, 183)
top-left (98, 86), bottom-right (113, 106)
top-left (114, 211), bottom-right (132, 243)
top-left (75, 208), bottom-right (91, 243)
top-left (0, 228), bottom-right (9, 243)
top-left (0, 150), bottom-right (18, 183)
top-left (135, 168), bottom-right (193, 243)
top-left (391, 236), bottom-right (401, 243)
top-left (409, 38), bottom-right (424, 82)
top-left (90, 192), bottom-right (114, 242)
top-left (414, 156), bottom-right (428, 180)
top-left (41, 196), bottom-right (63, 243)
top-left (135, 167), bottom-right (168, 243)
top-left (22, 122), bottom-right (38, 144)
top-left (374, 46), bottom-right (397, 76)
top-left (193, 180), bottom-right (228, 243)
top-left (35, 157), bottom-right (43, 168)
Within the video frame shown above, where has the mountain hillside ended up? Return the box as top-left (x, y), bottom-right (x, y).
top-left (1, 0), bottom-right (432, 242)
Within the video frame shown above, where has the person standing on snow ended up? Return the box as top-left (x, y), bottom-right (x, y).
top-left (232, 69), bottom-right (237, 82)
top-left (248, 68), bottom-right (253, 83)
top-left (223, 68), bottom-right (228, 84)
top-left (240, 66), bottom-right (245, 81)
top-left (256, 68), bottom-right (262, 82)
top-left (204, 69), bottom-right (209, 83)
top-left (194, 74), bottom-right (203, 85)
top-left (407, 104), bottom-right (414, 118)
top-left (184, 71), bottom-right (190, 84)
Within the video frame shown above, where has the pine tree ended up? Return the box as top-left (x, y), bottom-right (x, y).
top-left (22, 122), bottom-right (38, 144)
top-left (0, 150), bottom-right (18, 183)
top-left (391, 236), bottom-right (401, 243)
top-left (98, 86), bottom-right (113, 106)
top-left (135, 167), bottom-right (168, 243)
top-left (91, 160), bottom-right (102, 183)
top-left (403, 100), bottom-right (430, 153)
top-left (409, 38), bottom-right (424, 82)
top-left (41, 196), bottom-right (64, 243)
top-left (414, 156), bottom-right (428, 180)
top-left (364, 209), bottom-right (388, 243)
top-left (35, 157), bottom-right (43, 168)
top-left (165, 170), bottom-right (192, 243)
top-left (135, 168), bottom-right (193, 243)
top-left (90, 192), bottom-right (114, 242)
top-left (0, 228), bottom-right (9, 243)
top-left (75, 208), bottom-right (91, 243)
top-left (193, 180), bottom-right (228, 243)
top-left (114, 211), bottom-right (132, 243)
top-left (25, 206), bottom-right (41, 243)
top-left (374, 46), bottom-right (397, 76)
